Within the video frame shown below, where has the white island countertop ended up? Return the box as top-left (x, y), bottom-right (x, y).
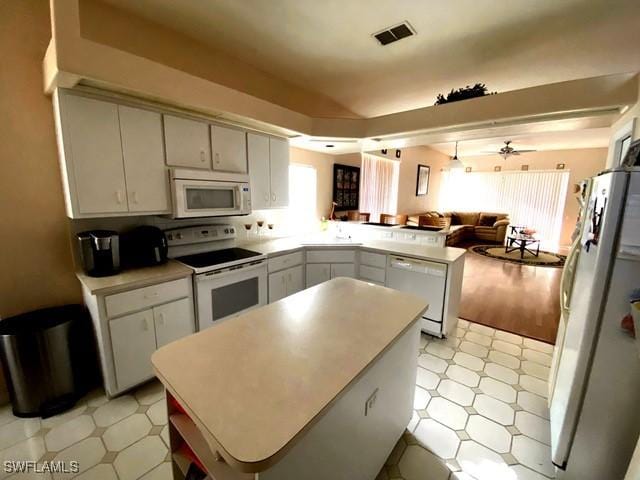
top-left (152, 278), bottom-right (427, 473)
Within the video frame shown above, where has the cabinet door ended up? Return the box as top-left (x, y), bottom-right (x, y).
top-left (211, 125), bottom-right (247, 173)
top-left (268, 270), bottom-right (287, 303)
top-left (58, 94), bottom-right (128, 214)
top-left (286, 265), bottom-right (304, 296)
top-left (163, 115), bottom-right (211, 169)
top-left (269, 137), bottom-right (290, 208)
top-left (109, 310), bottom-right (156, 391)
top-left (153, 298), bottom-right (194, 348)
top-left (331, 263), bottom-right (356, 279)
top-left (247, 133), bottom-right (271, 209)
top-left (306, 263), bottom-right (330, 288)
top-left (119, 106), bottom-right (170, 213)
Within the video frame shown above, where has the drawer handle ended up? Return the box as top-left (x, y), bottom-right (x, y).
top-left (158, 313), bottom-right (164, 325)
top-left (144, 292), bottom-right (159, 300)
top-left (200, 150), bottom-right (206, 162)
top-left (272, 194), bottom-right (276, 201)
top-left (143, 318), bottom-right (150, 331)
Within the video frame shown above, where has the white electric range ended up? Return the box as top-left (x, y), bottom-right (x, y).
top-left (167, 224), bottom-right (267, 330)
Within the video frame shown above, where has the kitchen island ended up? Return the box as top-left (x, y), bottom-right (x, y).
top-left (152, 277), bottom-right (428, 480)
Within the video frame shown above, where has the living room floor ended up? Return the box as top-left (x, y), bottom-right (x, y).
top-left (458, 242), bottom-right (561, 344)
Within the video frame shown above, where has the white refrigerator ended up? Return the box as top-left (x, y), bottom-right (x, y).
top-left (549, 167), bottom-right (640, 479)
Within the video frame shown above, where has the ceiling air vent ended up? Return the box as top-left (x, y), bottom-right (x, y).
top-left (373, 22), bottom-right (415, 46)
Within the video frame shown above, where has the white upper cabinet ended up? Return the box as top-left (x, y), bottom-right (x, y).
top-left (55, 92), bottom-right (128, 215)
top-left (269, 136), bottom-right (290, 208)
top-left (247, 133), bottom-right (271, 209)
top-left (118, 106), bottom-right (170, 213)
top-left (211, 125), bottom-right (247, 173)
top-left (247, 133), bottom-right (289, 209)
top-left (163, 114), bottom-right (211, 169)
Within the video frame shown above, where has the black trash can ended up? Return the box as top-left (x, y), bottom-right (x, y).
top-left (0, 305), bottom-right (98, 418)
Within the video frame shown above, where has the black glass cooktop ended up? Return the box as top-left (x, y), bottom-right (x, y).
top-left (401, 225), bottom-right (443, 232)
top-left (176, 248), bottom-right (262, 268)
top-left (361, 222), bottom-right (395, 227)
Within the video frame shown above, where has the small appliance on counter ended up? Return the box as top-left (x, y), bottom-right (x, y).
top-left (121, 226), bottom-right (168, 268)
top-left (77, 230), bottom-right (120, 277)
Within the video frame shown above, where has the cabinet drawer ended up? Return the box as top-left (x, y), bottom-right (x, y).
top-left (105, 277), bottom-right (190, 318)
top-left (268, 251), bottom-right (303, 273)
top-left (359, 265), bottom-right (386, 284)
top-left (360, 251), bottom-right (386, 268)
top-left (306, 249), bottom-right (355, 264)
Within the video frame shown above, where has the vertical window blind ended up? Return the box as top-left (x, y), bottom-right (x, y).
top-left (359, 154), bottom-right (399, 222)
top-left (439, 169), bottom-right (570, 248)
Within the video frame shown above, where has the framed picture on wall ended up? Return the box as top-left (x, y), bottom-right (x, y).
top-left (332, 164), bottom-right (360, 209)
top-left (416, 164), bottom-right (430, 196)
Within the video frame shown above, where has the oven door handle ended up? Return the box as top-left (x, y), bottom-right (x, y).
top-left (196, 261), bottom-right (266, 282)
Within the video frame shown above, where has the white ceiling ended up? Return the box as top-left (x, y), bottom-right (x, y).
top-left (103, 0), bottom-right (640, 118)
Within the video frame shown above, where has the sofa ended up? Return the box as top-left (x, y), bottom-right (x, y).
top-left (407, 211), bottom-right (510, 246)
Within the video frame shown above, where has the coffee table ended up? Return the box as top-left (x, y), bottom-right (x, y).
top-left (505, 233), bottom-right (540, 259)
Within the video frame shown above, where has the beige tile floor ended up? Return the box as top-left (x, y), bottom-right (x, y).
top-left (0, 319), bottom-right (555, 480)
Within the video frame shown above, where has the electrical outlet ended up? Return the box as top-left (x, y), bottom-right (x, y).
top-left (364, 388), bottom-right (379, 416)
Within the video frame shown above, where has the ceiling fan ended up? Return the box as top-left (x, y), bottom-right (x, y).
top-left (484, 140), bottom-right (537, 159)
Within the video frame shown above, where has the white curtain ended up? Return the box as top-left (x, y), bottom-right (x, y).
top-left (360, 154), bottom-right (399, 222)
top-left (439, 169), bottom-right (570, 249)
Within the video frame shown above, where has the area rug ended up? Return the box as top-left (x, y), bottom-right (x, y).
top-left (469, 244), bottom-right (566, 267)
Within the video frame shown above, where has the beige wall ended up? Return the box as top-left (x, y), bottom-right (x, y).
top-left (0, 0), bottom-right (82, 401)
top-left (78, 0), bottom-right (358, 120)
top-left (459, 148), bottom-right (607, 246)
top-left (289, 148), bottom-right (361, 220)
top-left (366, 146), bottom-right (451, 216)
top-left (395, 147), bottom-right (450, 215)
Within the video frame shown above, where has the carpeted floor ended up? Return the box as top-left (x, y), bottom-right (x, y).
top-left (458, 241), bottom-right (561, 344)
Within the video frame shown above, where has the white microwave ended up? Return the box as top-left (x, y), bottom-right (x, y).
top-left (170, 168), bottom-right (251, 218)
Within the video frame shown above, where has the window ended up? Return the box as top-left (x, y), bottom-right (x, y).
top-left (360, 154), bottom-right (399, 222)
top-left (439, 169), bottom-right (570, 249)
top-left (288, 163), bottom-right (317, 232)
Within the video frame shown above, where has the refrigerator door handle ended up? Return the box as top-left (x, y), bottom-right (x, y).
top-left (560, 238), bottom-right (581, 316)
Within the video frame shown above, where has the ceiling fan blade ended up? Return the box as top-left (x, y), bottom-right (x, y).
top-left (514, 149), bottom-right (537, 153)
top-left (511, 151), bottom-right (521, 156)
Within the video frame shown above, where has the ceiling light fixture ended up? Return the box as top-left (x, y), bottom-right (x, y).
top-left (448, 141), bottom-right (464, 169)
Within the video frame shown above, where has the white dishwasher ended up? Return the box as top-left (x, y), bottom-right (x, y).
top-left (386, 256), bottom-right (447, 337)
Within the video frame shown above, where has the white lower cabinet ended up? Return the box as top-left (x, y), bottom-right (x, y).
top-left (306, 249), bottom-right (356, 287)
top-left (268, 252), bottom-right (304, 303)
top-left (268, 270), bottom-right (287, 303)
top-left (109, 298), bottom-right (194, 391)
top-left (109, 310), bottom-right (157, 392)
top-left (153, 298), bottom-right (195, 348)
top-left (84, 276), bottom-right (195, 397)
top-left (330, 263), bottom-right (356, 279)
top-left (306, 263), bottom-right (331, 287)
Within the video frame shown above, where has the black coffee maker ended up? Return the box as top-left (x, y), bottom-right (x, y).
top-left (77, 230), bottom-right (120, 277)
